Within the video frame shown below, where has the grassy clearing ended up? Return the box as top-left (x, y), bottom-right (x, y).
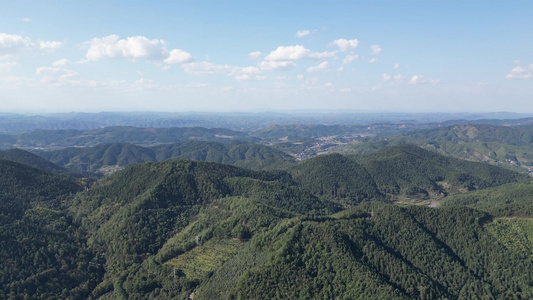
top-left (165, 238), bottom-right (243, 280)
top-left (486, 218), bottom-right (533, 259)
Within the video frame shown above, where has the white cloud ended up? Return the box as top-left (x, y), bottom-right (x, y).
top-left (274, 76), bottom-right (291, 80)
top-left (394, 63), bottom-right (399, 70)
top-left (134, 78), bottom-right (159, 89)
top-left (165, 49), bottom-right (193, 64)
top-left (369, 58), bottom-right (379, 63)
top-left (296, 74), bottom-right (304, 80)
top-left (337, 67), bottom-right (344, 72)
top-left (85, 35), bottom-right (164, 60)
top-left (85, 34), bottom-right (192, 64)
top-left (383, 73), bottom-right (438, 85)
top-left (296, 30), bottom-right (310, 37)
top-left (234, 74), bottom-right (265, 81)
top-left (306, 78), bottom-right (319, 86)
top-left (370, 45), bottom-right (382, 55)
top-left (39, 40), bottom-right (63, 50)
top-left (342, 54), bottom-right (359, 64)
top-left (264, 45), bottom-right (335, 61)
top-left (36, 66), bottom-right (78, 85)
top-left (21, 18), bottom-right (32, 23)
top-left (181, 61), bottom-right (231, 75)
top-left (324, 82), bottom-right (333, 87)
top-left (221, 86), bottom-right (234, 91)
top-left (506, 65), bottom-right (532, 80)
top-left (258, 60), bottom-right (296, 71)
top-left (339, 88), bottom-right (352, 93)
top-left (182, 60), bottom-right (266, 81)
top-left (409, 75), bottom-right (440, 84)
top-left (187, 82), bottom-right (210, 88)
top-left (332, 38), bottom-right (359, 52)
top-left (0, 61), bottom-right (17, 71)
top-left (0, 33), bottom-right (33, 56)
top-left (265, 45), bottom-right (309, 61)
top-left (229, 66), bottom-right (265, 81)
top-left (248, 51), bottom-right (263, 59)
top-left (52, 59), bottom-right (72, 66)
top-left (306, 61), bottom-right (330, 72)
top-left (308, 51), bottom-right (336, 60)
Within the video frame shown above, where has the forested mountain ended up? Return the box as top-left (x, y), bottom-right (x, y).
top-left (289, 153), bottom-right (383, 203)
top-left (152, 140), bottom-right (294, 169)
top-left (406, 124), bottom-right (533, 145)
top-left (340, 124), bottom-right (533, 172)
top-left (440, 179), bottom-right (533, 217)
top-left (1, 126), bottom-right (255, 149)
top-left (67, 159), bottom-right (338, 299)
top-left (35, 141), bottom-right (294, 174)
top-left (197, 205), bottom-right (533, 299)
top-left (37, 143), bottom-right (158, 174)
top-left (289, 145), bottom-right (525, 203)
top-left (0, 148), bottom-right (70, 175)
top-left (356, 144), bottom-right (525, 199)
top-left (1, 138), bottom-right (532, 298)
top-left (0, 159), bottom-right (101, 299)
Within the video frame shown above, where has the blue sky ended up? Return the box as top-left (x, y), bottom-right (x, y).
top-left (0, 0), bottom-right (532, 113)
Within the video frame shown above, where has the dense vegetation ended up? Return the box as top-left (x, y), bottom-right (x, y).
top-left (1, 119), bottom-right (533, 299)
top-left (35, 140), bottom-right (293, 174)
top-left (0, 159), bottom-right (102, 299)
top-left (440, 179), bottom-right (533, 217)
top-left (341, 124), bottom-right (533, 172)
top-left (0, 148), bottom-right (70, 175)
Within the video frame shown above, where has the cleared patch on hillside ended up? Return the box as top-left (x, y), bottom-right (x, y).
top-left (165, 239), bottom-right (243, 280)
top-left (486, 218), bottom-right (533, 259)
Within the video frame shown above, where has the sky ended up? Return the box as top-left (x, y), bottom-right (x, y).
top-left (0, 0), bottom-right (532, 113)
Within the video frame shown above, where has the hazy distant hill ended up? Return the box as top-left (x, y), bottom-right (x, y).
top-left (2, 111), bottom-right (531, 133)
top-left (36, 141), bottom-right (294, 174)
top-left (340, 124), bottom-right (533, 171)
top-left (0, 149), bottom-right (70, 175)
top-left (289, 145), bottom-right (525, 203)
top-left (356, 144), bottom-right (525, 199)
top-left (153, 140), bottom-right (294, 169)
top-left (37, 143), bottom-right (157, 173)
top-left (406, 124), bottom-right (533, 146)
top-left (251, 123), bottom-right (434, 141)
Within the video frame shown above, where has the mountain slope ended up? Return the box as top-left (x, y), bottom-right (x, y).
top-left (0, 159), bottom-right (101, 299)
top-left (196, 205), bottom-right (533, 299)
top-left (440, 179), bottom-right (533, 217)
top-left (289, 153), bottom-right (383, 204)
top-left (37, 141), bottom-right (294, 175)
top-left (67, 159), bottom-right (338, 299)
top-left (356, 144), bottom-right (525, 200)
top-left (10, 126), bottom-right (256, 149)
top-left (38, 143), bottom-right (157, 173)
top-left (0, 148), bottom-right (71, 175)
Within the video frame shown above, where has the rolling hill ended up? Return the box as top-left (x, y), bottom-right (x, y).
top-left (1, 143), bottom-right (532, 299)
top-left (36, 141), bottom-right (294, 174)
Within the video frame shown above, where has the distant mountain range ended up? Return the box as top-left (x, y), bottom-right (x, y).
top-left (0, 111), bottom-right (532, 133)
